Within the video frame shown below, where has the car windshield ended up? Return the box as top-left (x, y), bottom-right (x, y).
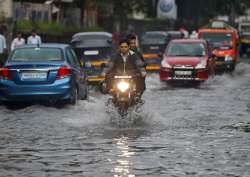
top-left (10, 48), bottom-right (63, 62)
top-left (142, 34), bottom-right (166, 45)
top-left (167, 42), bottom-right (206, 57)
top-left (199, 32), bottom-right (232, 47)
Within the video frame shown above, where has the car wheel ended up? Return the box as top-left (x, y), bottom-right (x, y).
top-left (81, 85), bottom-right (88, 100)
top-left (70, 87), bottom-right (78, 105)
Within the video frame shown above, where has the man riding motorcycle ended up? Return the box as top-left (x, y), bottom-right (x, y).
top-left (103, 39), bottom-right (146, 98)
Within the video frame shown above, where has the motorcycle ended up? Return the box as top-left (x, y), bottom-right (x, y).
top-left (106, 73), bottom-right (142, 117)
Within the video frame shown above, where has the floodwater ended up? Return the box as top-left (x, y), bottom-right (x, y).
top-left (1, 62), bottom-right (250, 177)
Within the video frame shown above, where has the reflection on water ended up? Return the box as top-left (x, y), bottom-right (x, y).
top-left (112, 136), bottom-right (135, 177)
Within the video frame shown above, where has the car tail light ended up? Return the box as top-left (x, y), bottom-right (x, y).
top-left (0, 68), bottom-right (11, 80)
top-left (56, 66), bottom-right (71, 80)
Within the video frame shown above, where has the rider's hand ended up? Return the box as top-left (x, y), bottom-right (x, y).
top-left (101, 72), bottom-right (106, 77)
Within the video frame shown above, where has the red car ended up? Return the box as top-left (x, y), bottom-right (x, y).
top-left (160, 39), bottom-right (215, 83)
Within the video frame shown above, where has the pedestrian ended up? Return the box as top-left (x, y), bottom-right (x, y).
top-left (0, 28), bottom-right (7, 67)
top-left (11, 32), bottom-right (25, 51)
top-left (27, 29), bottom-right (42, 45)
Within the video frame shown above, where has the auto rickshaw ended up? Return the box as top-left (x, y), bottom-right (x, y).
top-left (198, 20), bottom-right (239, 72)
top-left (140, 31), bottom-right (168, 71)
top-left (71, 32), bottom-right (114, 85)
top-left (141, 31), bottom-right (184, 71)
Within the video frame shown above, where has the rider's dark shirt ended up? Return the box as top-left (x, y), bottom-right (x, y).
top-left (107, 52), bottom-right (140, 75)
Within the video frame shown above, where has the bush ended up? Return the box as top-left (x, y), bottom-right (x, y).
top-left (16, 19), bottom-right (104, 36)
top-left (16, 19), bottom-right (33, 32)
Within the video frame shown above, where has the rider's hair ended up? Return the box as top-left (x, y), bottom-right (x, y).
top-left (129, 35), bottom-right (137, 41)
top-left (119, 38), bottom-right (130, 46)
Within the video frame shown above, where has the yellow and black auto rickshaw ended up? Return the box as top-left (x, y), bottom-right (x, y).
top-left (71, 32), bottom-right (114, 84)
top-left (141, 31), bottom-right (168, 71)
top-left (141, 31), bottom-right (184, 72)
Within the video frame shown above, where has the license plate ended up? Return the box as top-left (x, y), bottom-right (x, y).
top-left (21, 72), bottom-right (47, 80)
top-left (175, 71), bottom-right (192, 75)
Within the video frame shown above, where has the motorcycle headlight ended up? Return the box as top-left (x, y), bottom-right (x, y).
top-left (225, 55), bottom-right (233, 61)
top-left (195, 59), bottom-right (207, 69)
top-left (117, 81), bottom-right (129, 92)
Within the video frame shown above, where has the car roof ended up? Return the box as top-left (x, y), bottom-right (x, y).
top-left (15, 43), bottom-right (70, 50)
top-left (72, 32), bottom-right (112, 39)
top-left (167, 30), bottom-right (182, 34)
top-left (143, 31), bottom-right (168, 35)
top-left (171, 39), bottom-right (207, 44)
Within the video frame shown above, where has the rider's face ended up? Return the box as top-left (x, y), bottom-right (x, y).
top-left (119, 42), bottom-right (129, 54)
top-left (130, 39), bottom-right (136, 49)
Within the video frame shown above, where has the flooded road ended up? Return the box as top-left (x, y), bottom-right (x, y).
top-left (1, 61), bottom-right (250, 177)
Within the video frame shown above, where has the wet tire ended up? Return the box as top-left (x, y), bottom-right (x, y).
top-left (82, 86), bottom-right (88, 100)
top-left (70, 87), bottom-right (78, 105)
top-left (99, 80), bottom-right (108, 94)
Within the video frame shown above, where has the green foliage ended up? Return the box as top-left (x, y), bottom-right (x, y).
top-left (0, 11), bottom-right (6, 22)
top-left (16, 19), bottom-right (104, 35)
top-left (34, 21), bottom-right (63, 35)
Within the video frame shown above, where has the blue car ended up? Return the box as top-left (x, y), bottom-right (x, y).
top-left (0, 43), bottom-right (88, 105)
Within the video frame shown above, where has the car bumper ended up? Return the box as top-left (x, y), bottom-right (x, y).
top-left (160, 68), bottom-right (209, 81)
top-left (0, 78), bottom-right (72, 102)
top-left (215, 61), bottom-right (235, 70)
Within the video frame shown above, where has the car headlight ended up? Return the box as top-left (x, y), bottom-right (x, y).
top-left (161, 60), bottom-right (172, 68)
top-left (195, 59), bottom-right (207, 69)
top-left (117, 81), bottom-right (129, 92)
top-left (225, 55), bottom-right (233, 61)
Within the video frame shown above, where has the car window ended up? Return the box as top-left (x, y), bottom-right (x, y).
top-left (70, 48), bottom-right (80, 67)
top-left (10, 48), bottom-right (63, 61)
top-left (66, 48), bottom-right (77, 66)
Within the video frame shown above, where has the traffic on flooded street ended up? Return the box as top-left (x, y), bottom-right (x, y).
top-left (1, 60), bottom-right (250, 176)
top-left (1, 0), bottom-right (250, 177)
